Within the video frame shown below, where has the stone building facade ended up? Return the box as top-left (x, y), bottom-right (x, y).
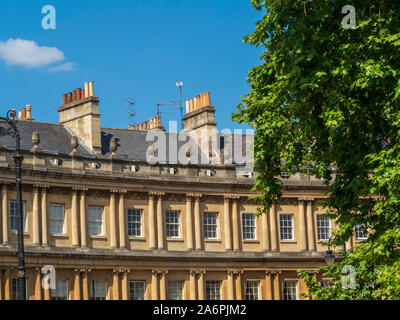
top-left (0, 83), bottom-right (360, 300)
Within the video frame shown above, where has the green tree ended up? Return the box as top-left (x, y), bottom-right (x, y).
top-left (234, 0), bottom-right (400, 299)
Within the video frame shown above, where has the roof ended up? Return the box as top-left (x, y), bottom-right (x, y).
top-left (0, 120), bottom-right (93, 157)
top-left (0, 121), bottom-right (253, 167)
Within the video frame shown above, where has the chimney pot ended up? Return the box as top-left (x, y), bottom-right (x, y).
top-left (26, 105), bottom-right (32, 119)
top-left (84, 82), bottom-right (89, 98)
top-left (185, 100), bottom-right (190, 114)
top-left (62, 94), bottom-right (67, 105)
top-left (88, 81), bottom-right (94, 97)
top-left (81, 89), bottom-right (85, 99)
top-left (190, 99), bottom-right (194, 112)
top-left (67, 92), bottom-right (72, 104)
top-left (72, 90), bottom-right (77, 102)
top-left (205, 92), bottom-right (211, 106)
top-left (18, 110), bottom-right (22, 120)
top-left (21, 108), bottom-right (27, 120)
top-left (76, 88), bottom-right (82, 100)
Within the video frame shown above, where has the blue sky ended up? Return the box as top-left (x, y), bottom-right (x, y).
top-left (0, 1), bottom-right (263, 131)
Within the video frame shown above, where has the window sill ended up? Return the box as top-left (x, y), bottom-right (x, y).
top-left (90, 235), bottom-right (107, 240)
top-left (50, 234), bottom-right (69, 239)
top-left (280, 240), bottom-right (297, 244)
top-left (11, 231), bottom-right (29, 236)
top-left (166, 238), bottom-right (184, 242)
top-left (129, 236), bottom-right (146, 241)
top-left (243, 240), bottom-right (260, 244)
top-left (204, 239), bottom-right (222, 243)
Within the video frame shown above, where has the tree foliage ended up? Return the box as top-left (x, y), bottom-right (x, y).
top-left (234, 0), bottom-right (400, 299)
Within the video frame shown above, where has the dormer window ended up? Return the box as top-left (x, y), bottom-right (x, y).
top-left (53, 159), bottom-right (63, 166)
top-left (91, 162), bottom-right (101, 169)
top-left (169, 167), bottom-right (178, 175)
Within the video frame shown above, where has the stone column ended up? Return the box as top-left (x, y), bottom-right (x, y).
top-left (227, 270), bottom-right (234, 300)
top-left (148, 193), bottom-right (156, 250)
top-left (34, 268), bottom-right (42, 300)
top-left (262, 209), bottom-right (270, 251)
top-left (41, 187), bottom-right (48, 246)
top-left (119, 191), bottom-right (127, 249)
top-left (224, 196), bottom-right (232, 251)
top-left (264, 271), bottom-right (273, 300)
top-left (189, 269), bottom-right (197, 300)
top-left (2, 185), bottom-right (8, 245)
top-left (232, 197), bottom-right (240, 251)
top-left (306, 200), bottom-right (316, 251)
top-left (80, 190), bottom-right (87, 248)
top-left (273, 271), bottom-right (281, 300)
top-left (82, 269), bottom-right (90, 300)
top-left (157, 193), bottom-right (165, 250)
top-left (298, 200), bottom-right (307, 251)
top-left (194, 195), bottom-right (202, 250)
top-left (71, 190), bottom-right (80, 247)
top-left (112, 269), bottom-right (120, 300)
top-left (270, 204), bottom-right (278, 251)
top-left (151, 269), bottom-right (159, 300)
top-left (110, 192), bottom-right (118, 249)
top-left (4, 268), bottom-right (11, 300)
top-left (121, 270), bottom-right (130, 300)
top-left (73, 269), bottom-right (81, 300)
top-left (198, 270), bottom-right (205, 300)
top-left (235, 270), bottom-right (243, 300)
top-left (159, 270), bottom-right (167, 300)
top-left (186, 195), bottom-right (194, 250)
top-left (32, 187), bottom-right (40, 246)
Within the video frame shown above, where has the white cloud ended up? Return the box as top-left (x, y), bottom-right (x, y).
top-left (48, 62), bottom-right (75, 72)
top-left (0, 38), bottom-right (64, 68)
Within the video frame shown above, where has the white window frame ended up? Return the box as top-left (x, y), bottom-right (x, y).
top-left (166, 211), bottom-right (180, 238)
top-left (206, 281), bottom-right (221, 300)
top-left (10, 201), bottom-right (27, 233)
top-left (129, 280), bottom-right (146, 300)
top-left (49, 204), bottom-right (65, 235)
top-left (127, 209), bottom-right (142, 237)
top-left (203, 212), bottom-right (218, 239)
top-left (283, 280), bottom-right (298, 300)
top-left (88, 207), bottom-right (104, 236)
top-left (355, 224), bottom-right (368, 240)
top-left (242, 213), bottom-right (256, 240)
top-left (245, 281), bottom-right (260, 300)
top-left (280, 214), bottom-right (294, 240)
top-left (90, 280), bottom-right (108, 300)
top-left (167, 281), bottom-right (184, 300)
top-left (317, 215), bottom-right (331, 241)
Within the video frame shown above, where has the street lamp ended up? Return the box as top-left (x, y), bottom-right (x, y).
top-left (324, 236), bottom-right (336, 266)
top-left (0, 109), bottom-right (26, 300)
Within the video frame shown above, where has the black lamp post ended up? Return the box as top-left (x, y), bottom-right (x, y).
top-left (0, 109), bottom-right (26, 300)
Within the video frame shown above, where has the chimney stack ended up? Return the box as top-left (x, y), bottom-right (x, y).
top-left (58, 81), bottom-right (102, 154)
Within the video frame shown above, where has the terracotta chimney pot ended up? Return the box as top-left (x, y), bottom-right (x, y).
top-left (26, 105), bottom-right (32, 119)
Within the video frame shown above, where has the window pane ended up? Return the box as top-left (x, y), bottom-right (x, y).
top-left (283, 281), bottom-right (297, 300)
top-left (317, 215), bottom-right (331, 241)
top-left (280, 214), bottom-right (294, 240)
top-left (242, 214), bottom-right (256, 240)
top-left (206, 281), bottom-right (221, 300)
top-left (50, 205), bottom-right (65, 234)
top-left (51, 280), bottom-right (68, 300)
top-left (203, 212), bottom-right (218, 239)
top-left (128, 209), bottom-right (142, 237)
top-left (355, 224), bottom-right (368, 240)
top-left (168, 281), bottom-right (183, 300)
top-left (130, 281), bottom-right (146, 300)
top-left (10, 202), bottom-right (26, 232)
top-left (91, 280), bottom-right (107, 300)
top-left (245, 281), bottom-right (259, 300)
top-left (88, 207), bottom-right (103, 236)
top-left (166, 211), bottom-right (180, 238)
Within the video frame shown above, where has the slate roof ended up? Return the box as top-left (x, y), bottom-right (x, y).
top-left (0, 120), bottom-right (93, 157)
top-left (0, 120), bottom-right (253, 166)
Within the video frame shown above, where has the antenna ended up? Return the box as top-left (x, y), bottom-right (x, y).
top-left (174, 79), bottom-right (183, 130)
top-left (125, 98), bottom-right (135, 129)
